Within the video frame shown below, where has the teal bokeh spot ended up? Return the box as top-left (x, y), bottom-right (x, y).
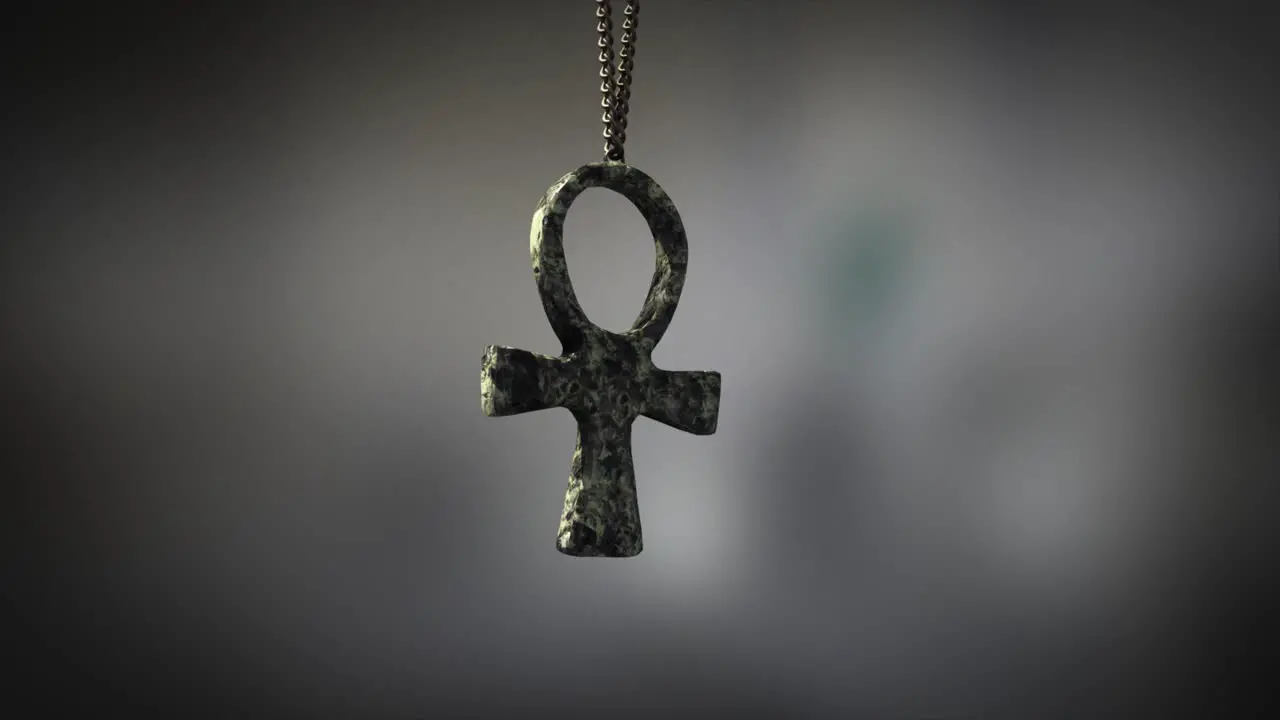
top-left (819, 202), bottom-right (912, 343)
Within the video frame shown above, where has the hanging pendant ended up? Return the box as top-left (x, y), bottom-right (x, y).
top-left (480, 162), bottom-right (722, 558)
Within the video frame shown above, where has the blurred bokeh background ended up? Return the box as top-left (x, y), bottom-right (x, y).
top-left (3, 1), bottom-right (1275, 717)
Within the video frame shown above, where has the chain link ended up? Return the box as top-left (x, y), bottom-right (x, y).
top-left (596, 0), bottom-right (638, 163)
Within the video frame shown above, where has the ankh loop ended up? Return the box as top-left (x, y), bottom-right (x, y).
top-left (480, 162), bottom-right (722, 558)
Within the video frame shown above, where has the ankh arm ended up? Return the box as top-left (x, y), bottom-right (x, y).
top-left (481, 345), bottom-right (574, 416)
top-left (641, 368), bottom-right (721, 435)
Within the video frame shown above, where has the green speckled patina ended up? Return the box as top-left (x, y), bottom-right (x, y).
top-left (481, 162), bottom-right (721, 558)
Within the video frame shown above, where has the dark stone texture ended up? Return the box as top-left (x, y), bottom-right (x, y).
top-left (481, 162), bottom-right (721, 558)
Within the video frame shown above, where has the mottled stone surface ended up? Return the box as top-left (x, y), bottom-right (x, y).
top-left (481, 162), bottom-right (721, 558)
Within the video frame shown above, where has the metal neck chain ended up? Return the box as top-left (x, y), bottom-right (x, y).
top-left (596, 0), bottom-right (639, 163)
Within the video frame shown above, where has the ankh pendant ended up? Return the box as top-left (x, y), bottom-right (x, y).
top-left (480, 162), bottom-right (722, 558)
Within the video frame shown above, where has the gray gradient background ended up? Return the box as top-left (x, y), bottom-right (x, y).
top-left (3, 1), bottom-right (1276, 717)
